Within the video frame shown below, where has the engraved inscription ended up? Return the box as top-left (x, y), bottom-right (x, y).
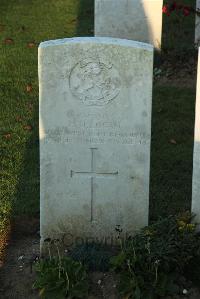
top-left (44, 123), bottom-right (150, 145)
top-left (69, 58), bottom-right (121, 106)
top-left (71, 148), bottom-right (118, 222)
top-left (44, 127), bottom-right (150, 145)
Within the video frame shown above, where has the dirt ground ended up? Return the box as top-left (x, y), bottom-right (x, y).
top-left (0, 217), bottom-right (200, 299)
top-left (0, 218), bottom-right (121, 299)
top-left (155, 56), bottom-right (197, 88)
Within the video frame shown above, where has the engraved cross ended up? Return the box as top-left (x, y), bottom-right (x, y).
top-left (70, 148), bottom-right (118, 222)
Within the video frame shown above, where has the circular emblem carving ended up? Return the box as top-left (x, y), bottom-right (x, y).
top-left (69, 59), bottom-right (121, 106)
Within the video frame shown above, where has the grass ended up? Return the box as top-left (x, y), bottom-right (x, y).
top-left (0, 0), bottom-right (197, 258)
top-left (150, 85), bottom-right (195, 221)
top-left (0, 0), bottom-right (94, 257)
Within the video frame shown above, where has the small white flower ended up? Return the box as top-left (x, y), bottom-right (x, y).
top-left (183, 289), bottom-right (188, 295)
top-left (155, 259), bottom-right (160, 265)
top-left (97, 280), bottom-right (101, 285)
top-left (18, 255), bottom-right (24, 260)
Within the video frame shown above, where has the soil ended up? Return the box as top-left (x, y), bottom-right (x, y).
top-left (0, 218), bottom-right (200, 299)
top-left (155, 56), bottom-right (197, 88)
top-left (0, 218), bottom-right (40, 299)
top-left (0, 218), bottom-right (121, 299)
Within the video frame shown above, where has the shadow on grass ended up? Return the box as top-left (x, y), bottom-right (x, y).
top-left (0, 1), bottom-right (95, 262)
top-left (149, 85), bottom-right (196, 222)
top-left (8, 0), bottom-right (94, 237)
top-left (161, 0), bottom-right (196, 58)
top-left (76, 0), bottom-right (94, 37)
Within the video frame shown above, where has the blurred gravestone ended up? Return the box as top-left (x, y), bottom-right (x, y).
top-left (95, 0), bottom-right (163, 49)
top-left (195, 0), bottom-right (200, 45)
top-left (192, 48), bottom-right (200, 221)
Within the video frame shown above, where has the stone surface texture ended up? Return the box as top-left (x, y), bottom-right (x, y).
top-left (95, 0), bottom-right (163, 49)
top-left (39, 37), bottom-right (153, 249)
top-left (195, 0), bottom-right (200, 45)
top-left (192, 48), bottom-right (200, 222)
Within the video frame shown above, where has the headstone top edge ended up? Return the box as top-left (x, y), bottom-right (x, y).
top-left (39, 36), bottom-right (153, 51)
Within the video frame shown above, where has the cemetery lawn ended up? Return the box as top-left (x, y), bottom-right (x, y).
top-left (150, 84), bottom-right (196, 221)
top-left (0, 0), bottom-right (198, 297)
top-left (0, 0), bottom-right (94, 258)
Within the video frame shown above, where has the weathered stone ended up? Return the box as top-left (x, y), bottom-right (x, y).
top-left (195, 0), bottom-right (200, 45)
top-left (95, 0), bottom-right (163, 49)
top-left (192, 48), bottom-right (200, 222)
top-left (39, 37), bottom-right (153, 250)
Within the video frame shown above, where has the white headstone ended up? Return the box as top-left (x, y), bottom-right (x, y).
top-left (195, 0), bottom-right (200, 45)
top-left (39, 37), bottom-right (153, 249)
top-left (192, 48), bottom-right (200, 222)
top-left (95, 0), bottom-right (163, 49)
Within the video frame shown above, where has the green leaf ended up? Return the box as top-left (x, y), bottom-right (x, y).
top-left (134, 286), bottom-right (141, 299)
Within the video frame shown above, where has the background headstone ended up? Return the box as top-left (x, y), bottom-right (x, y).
top-left (192, 48), bottom-right (200, 222)
top-left (95, 0), bottom-right (163, 49)
top-left (195, 0), bottom-right (200, 45)
top-left (39, 37), bottom-right (153, 250)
